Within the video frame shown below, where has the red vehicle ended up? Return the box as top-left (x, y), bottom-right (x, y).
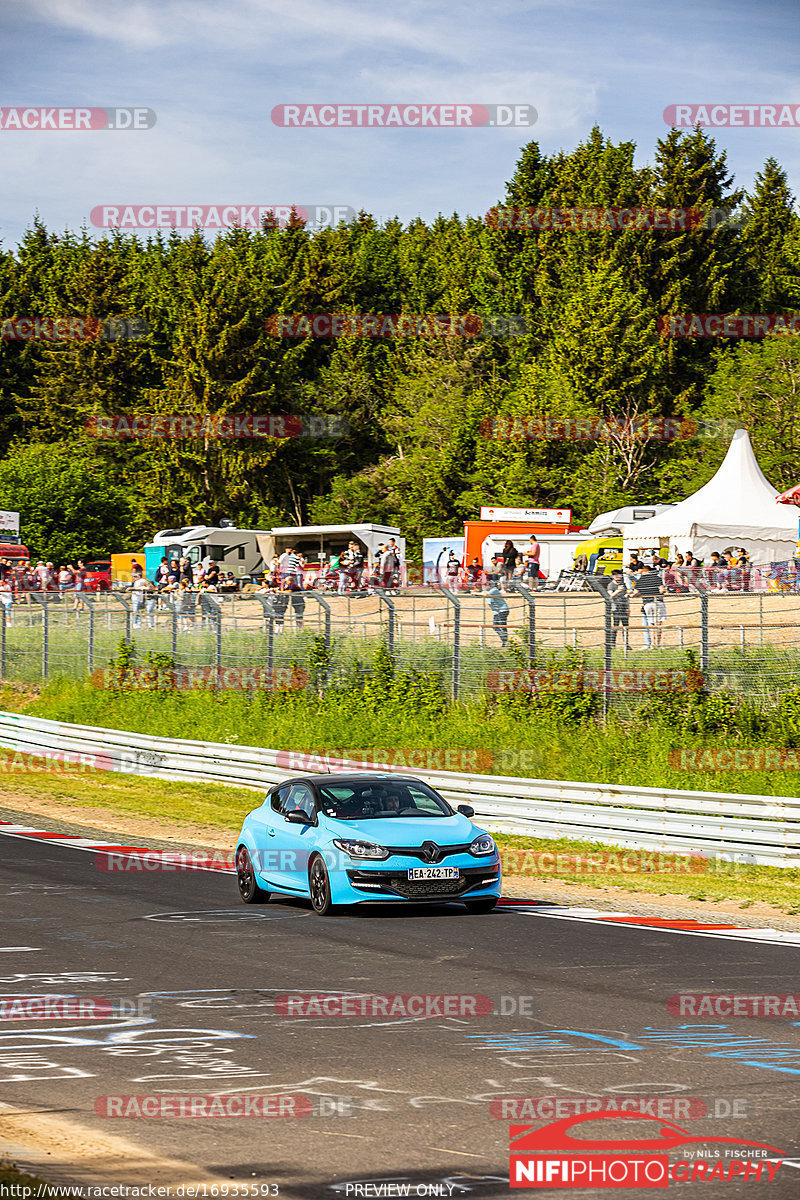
top-left (84, 560), bottom-right (112, 592)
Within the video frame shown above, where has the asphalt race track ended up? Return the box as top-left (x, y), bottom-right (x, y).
top-left (1, 829), bottom-right (800, 1199)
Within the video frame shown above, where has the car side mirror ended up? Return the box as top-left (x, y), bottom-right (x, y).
top-left (285, 808), bottom-right (313, 825)
top-left (457, 804), bottom-right (475, 818)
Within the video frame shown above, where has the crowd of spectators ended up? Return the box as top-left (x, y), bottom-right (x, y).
top-left (257, 540), bottom-right (403, 595)
top-left (441, 536), bottom-right (544, 593)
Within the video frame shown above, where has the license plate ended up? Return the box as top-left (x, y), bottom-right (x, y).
top-left (408, 867), bottom-right (459, 880)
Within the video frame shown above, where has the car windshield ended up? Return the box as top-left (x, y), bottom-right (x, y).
top-left (317, 780), bottom-right (453, 820)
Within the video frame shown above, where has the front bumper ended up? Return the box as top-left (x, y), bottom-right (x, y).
top-left (343, 859), bottom-right (501, 902)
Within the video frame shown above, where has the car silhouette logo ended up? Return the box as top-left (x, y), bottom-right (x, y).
top-left (510, 1111), bottom-right (783, 1155)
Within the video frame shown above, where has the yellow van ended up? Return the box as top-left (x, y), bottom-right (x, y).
top-left (572, 537), bottom-right (623, 575)
top-left (111, 552), bottom-right (146, 583)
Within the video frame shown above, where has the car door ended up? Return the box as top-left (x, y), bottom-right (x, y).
top-left (276, 782), bottom-right (320, 892)
top-left (254, 783), bottom-right (293, 887)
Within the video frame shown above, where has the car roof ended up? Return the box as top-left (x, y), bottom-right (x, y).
top-left (271, 773), bottom-right (424, 788)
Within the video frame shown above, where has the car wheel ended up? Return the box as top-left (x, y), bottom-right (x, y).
top-left (464, 897), bottom-right (498, 914)
top-left (309, 855), bottom-right (335, 916)
top-left (236, 845), bottom-right (269, 904)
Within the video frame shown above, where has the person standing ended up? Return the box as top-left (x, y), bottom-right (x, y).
top-left (630, 562), bottom-right (666, 649)
top-left (387, 538), bottom-right (402, 587)
top-left (379, 543), bottom-right (395, 589)
top-left (501, 540), bottom-right (520, 587)
top-left (522, 536), bottom-right (541, 588)
top-left (607, 570), bottom-right (629, 648)
top-left (487, 584), bottom-right (510, 647)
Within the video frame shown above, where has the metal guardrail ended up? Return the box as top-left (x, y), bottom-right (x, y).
top-left (0, 710), bottom-right (797, 867)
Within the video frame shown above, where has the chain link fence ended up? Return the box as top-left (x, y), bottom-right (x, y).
top-left (2, 586), bottom-right (800, 708)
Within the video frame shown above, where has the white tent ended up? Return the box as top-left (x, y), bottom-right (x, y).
top-left (622, 429), bottom-right (800, 566)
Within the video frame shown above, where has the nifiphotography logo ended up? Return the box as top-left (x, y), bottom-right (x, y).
top-left (509, 1111), bottom-right (784, 1188)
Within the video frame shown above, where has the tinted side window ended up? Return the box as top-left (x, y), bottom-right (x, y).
top-left (271, 784), bottom-right (290, 813)
top-left (281, 783), bottom-right (316, 818)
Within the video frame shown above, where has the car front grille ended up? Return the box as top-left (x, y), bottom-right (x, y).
top-left (347, 865), bottom-right (499, 900)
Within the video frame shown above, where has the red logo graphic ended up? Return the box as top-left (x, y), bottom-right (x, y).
top-left (509, 1112), bottom-right (783, 1188)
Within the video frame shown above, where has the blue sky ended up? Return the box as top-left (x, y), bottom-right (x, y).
top-left (2, 0), bottom-right (800, 248)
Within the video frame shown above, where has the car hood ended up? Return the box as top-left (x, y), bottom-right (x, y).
top-left (321, 812), bottom-right (483, 847)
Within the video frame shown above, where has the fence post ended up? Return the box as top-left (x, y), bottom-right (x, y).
top-left (585, 576), bottom-right (612, 720)
top-left (105, 592), bottom-right (132, 645)
top-left (508, 580), bottom-right (536, 665)
top-left (0, 601), bottom-right (6, 679)
top-left (700, 592), bottom-right (709, 674)
top-left (253, 595), bottom-right (276, 680)
top-left (30, 592), bottom-right (48, 680)
top-left (435, 584), bottom-right (460, 701)
top-left (307, 591), bottom-right (332, 652)
top-left (199, 593), bottom-right (223, 671)
top-left (86, 595), bottom-right (95, 673)
top-left (377, 591), bottom-right (396, 656)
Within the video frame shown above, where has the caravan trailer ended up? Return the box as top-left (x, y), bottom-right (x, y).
top-left (144, 525), bottom-right (273, 582)
top-left (144, 522), bottom-right (405, 582)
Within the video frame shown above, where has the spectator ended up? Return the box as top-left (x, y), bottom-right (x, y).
top-left (337, 543), bottom-right (353, 595)
top-left (179, 556), bottom-right (193, 586)
top-left (736, 555), bottom-right (751, 592)
top-left (486, 584), bottom-right (510, 647)
top-left (624, 554), bottom-right (641, 592)
top-left (279, 546), bottom-right (300, 585)
top-left (379, 543), bottom-right (395, 589)
top-left (607, 570), bottom-right (629, 648)
top-left (284, 576), bottom-right (305, 629)
top-left (0, 575), bottom-right (13, 626)
top-left (467, 557), bottom-right (484, 591)
top-left (155, 557), bottom-right (170, 586)
top-left (501, 540), bottom-right (520, 586)
top-left (387, 538), bottom-right (402, 587)
top-left (445, 552), bottom-right (460, 587)
top-left (220, 572), bottom-right (239, 593)
top-left (269, 555), bottom-right (281, 586)
top-left (630, 562), bottom-right (666, 649)
top-left (522, 536), bottom-right (541, 587)
top-left (664, 555), bottom-right (688, 594)
top-left (58, 564), bottom-right (75, 592)
top-left (177, 579), bottom-right (196, 631)
top-left (132, 574), bottom-right (157, 629)
top-left (205, 562), bottom-right (220, 588)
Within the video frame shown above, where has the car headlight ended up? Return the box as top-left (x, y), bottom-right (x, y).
top-left (469, 834), bottom-right (496, 857)
top-left (332, 838), bottom-right (390, 860)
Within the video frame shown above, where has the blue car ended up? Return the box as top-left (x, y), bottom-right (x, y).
top-left (235, 773), bottom-right (501, 915)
